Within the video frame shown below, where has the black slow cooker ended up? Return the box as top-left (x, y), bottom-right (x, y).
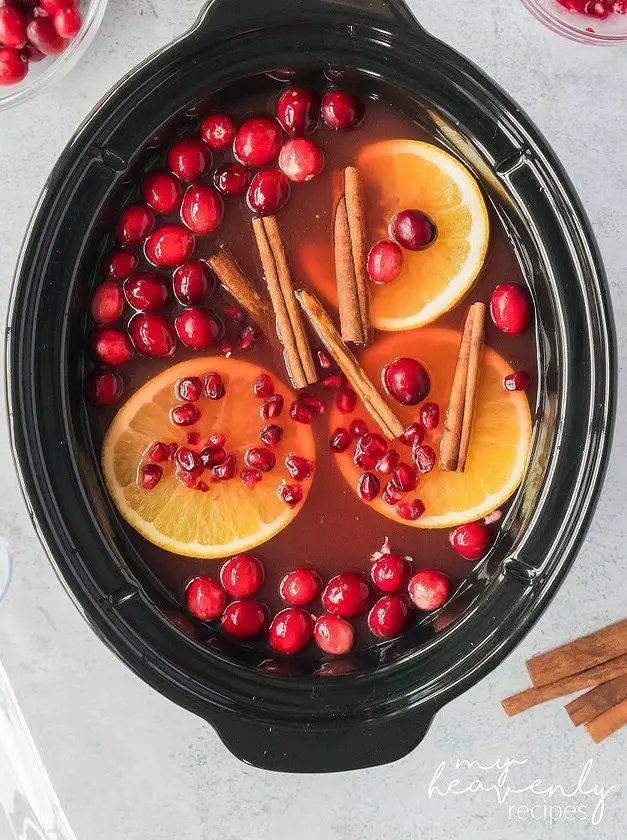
top-left (6, 0), bottom-right (616, 772)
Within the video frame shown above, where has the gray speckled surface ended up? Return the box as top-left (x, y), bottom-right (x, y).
top-left (0, 0), bottom-right (625, 837)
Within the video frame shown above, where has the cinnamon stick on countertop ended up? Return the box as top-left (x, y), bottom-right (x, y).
top-left (586, 697), bottom-right (627, 744)
top-left (335, 167), bottom-right (370, 346)
top-left (565, 673), bottom-right (627, 726)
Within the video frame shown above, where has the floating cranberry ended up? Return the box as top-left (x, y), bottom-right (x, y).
top-left (395, 499), bottom-right (425, 521)
top-left (368, 594), bottom-right (411, 638)
top-left (383, 357), bottom-right (430, 406)
top-left (329, 427), bottom-right (350, 453)
top-left (503, 370), bottom-right (532, 391)
top-left (101, 250), bottom-right (137, 281)
top-left (145, 441), bottom-right (169, 462)
top-left (401, 422), bottom-right (425, 447)
top-left (234, 116), bottom-right (283, 167)
top-left (180, 184), bottom-right (224, 235)
top-left (376, 449), bottom-right (400, 475)
top-left (89, 327), bottom-right (133, 366)
top-left (276, 480), bottom-right (303, 506)
top-left (420, 401), bottom-right (440, 430)
top-left (276, 87), bottom-right (319, 136)
top-left (258, 424), bottom-right (282, 449)
top-left (349, 418), bottom-right (368, 439)
top-left (412, 444), bottom-right (436, 474)
top-left (408, 569), bottom-right (451, 611)
top-left (199, 445), bottom-right (226, 467)
top-left (490, 283), bottom-right (531, 335)
top-left (0, 7), bottom-right (27, 50)
top-left (357, 472), bottom-right (380, 502)
top-left (322, 573), bottom-right (371, 617)
top-left (53, 6), bottom-right (82, 39)
top-left (220, 554), bottom-right (264, 598)
top-left (85, 369), bottom-right (123, 407)
top-left (260, 394), bottom-right (284, 420)
top-left (170, 403), bottom-right (201, 427)
top-left (0, 48), bottom-right (27, 85)
top-left (247, 169), bottom-right (290, 215)
top-left (26, 17), bottom-right (66, 56)
top-left (129, 313), bottom-right (176, 357)
top-left (141, 171), bottom-right (182, 214)
top-left (238, 324), bottom-right (257, 350)
top-left (213, 162), bottom-right (250, 197)
top-left (336, 388), bottom-right (357, 414)
top-left (371, 554), bottom-right (411, 593)
top-left (354, 433), bottom-right (388, 470)
top-left (221, 600), bottom-right (269, 639)
top-left (200, 113), bottom-right (236, 149)
top-left (213, 454), bottom-right (237, 481)
top-left (285, 454), bottom-right (313, 481)
top-left (367, 240), bottom-right (403, 284)
top-left (241, 468), bottom-right (262, 489)
top-left (313, 614), bottom-right (354, 655)
top-left (115, 204), bottom-right (154, 247)
top-left (389, 209), bottom-right (437, 251)
top-left (145, 225), bottom-right (194, 267)
top-left (244, 447), bottom-right (276, 473)
top-left (321, 90), bottom-right (364, 131)
top-left (253, 373), bottom-right (274, 399)
top-left (167, 138), bottom-right (211, 181)
top-left (90, 282), bottom-right (124, 325)
top-left (317, 349), bottom-right (332, 369)
top-left (269, 607), bottom-right (314, 654)
top-left (176, 376), bottom-right (203, 402)
top-left (173, 260), bottom-right (214, 305)
top-left (204, 371), bottom-right (225, 399)
top-left (185, 576), bottom-right (226, 621)
top-left (175, 309), bottom-right (221, 350)
top-left (391, 462), bottom-right (418, 493)
top-left (450, 522), bottom-right (492, 560)
top-left (382, 482), bottom-right (403, 506)
top-left (139, 463), bottom-right (163, 491)
top-left (289, 400), bottom-right (315, 424)
top-left (278, 138), bottom-right (325, 182)
top-left (124, 272), bottom-right (168, 311)
top-left (322, 373), bottom-right (343, 389)
top-left (280, 569), bottom-right (322, 605)
top-left (175, 446), bottom-right (203, 474)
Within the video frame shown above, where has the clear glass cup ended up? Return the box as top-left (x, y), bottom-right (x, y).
top-left (520, 0), bottom-right (627, 44)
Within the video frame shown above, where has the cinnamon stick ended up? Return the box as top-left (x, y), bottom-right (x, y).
top-left (252, 216), bottom-right (317, 389)
top-left (296, 289), bottom-right (404, 440)
top-left (565, 673), bottom-right (627, 726)
top-left (586, 697), bottom-right (627, 743)
top-left (207, 247), bottom-right (270, 325)
top-left (527, 618), bottom-right (627, 688)
top-left (335, 167), bottom-right (370, 345)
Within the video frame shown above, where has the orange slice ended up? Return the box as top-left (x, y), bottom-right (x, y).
top-left (330, 327), bottom-right (532, 528)
top-left (102, 357), bottom-right (315, 558)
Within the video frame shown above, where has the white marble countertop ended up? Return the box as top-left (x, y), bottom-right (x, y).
top-left (0, 1), bottom-right (625, 837)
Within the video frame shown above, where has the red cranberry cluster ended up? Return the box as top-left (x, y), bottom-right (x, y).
top-left (556, 0), bottom-right (627, 18)
top-left (0, 0), bottom-right (83, 86)
top-left (366, 208), bottom-right (438, 285)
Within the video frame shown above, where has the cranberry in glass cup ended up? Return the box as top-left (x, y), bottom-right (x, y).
top-left (519, 0), bottom-right (627, 44)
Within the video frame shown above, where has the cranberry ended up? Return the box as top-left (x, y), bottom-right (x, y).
top-left (247, 169), bottom-right (290, 215)
top-left (278, 138), bottom-right (324, 182)
top-left (314, 614), bottom-right (355, 655)
top-left (175, 309), bottom-right (221, 350)
top-left (367, 240), bottom-right (403, 284)
top-left (276, 480), bottom-right (303, 506)
top-left (354, 433), bottom-right (388, 470)
top-left (391, 462), bottom-right (418, 492)
top-left (0, 48), bottom-right (27, 85)
top-left (180, 184), bottom-right (224, 235)
top-left (173, 261), bottom-right (215, 305)
top-left (141, 171), bottom-right (182, 214)
top-left (450, 522), bottom-right (492, 560)
top-left (253, 373), bottom-right (274, 399)
top-left (317, 349), bottom-right (332, 369)
top-left (420, 401), bottom-right (440, 430)
top-left (167, 138), bottom-right (211, 181)
top-left (280, 569), bottom-right (322, 605)
top-left (234, 116), bottom-right (283, 167)
top-left (336, 388), bottom-right (357, 414)
top-left (200, 113), bottom-right (236, 149)
top-left (129, 313), bottom-right (176, 357)
top-left (329, 427), bottom-right (350, 453)
top-left (220, 554), bottom-right (264, 598)
top-left (258, 424), bottom-right (282, 448)
top-left (145, 441), bottom-right (169, 462)
top-left (204, 372), bottom-right (225, 400)
top-left (368, 594), bottom-right (411, 638)
top-left (170, 403), bottom-right (201, 427)
top-left (412, 444), bottom-right (436, 474)
top-left (53, 6), bottom-right (82, 38)
top-left (401, 423), bottom-right (425, 446)
top-left (490, 283), bottom-right (531, 335)
top-left (185, 576), bottom-right (226, 621)
top-left (244, 447), bottom-right (276, 472)
top-left (349, 418), bottom-right (368, 439)
top-left (289, 400), bottom-right (315, 424)
top-left (139, 463), bottom-right (163, 491)
top-left (175, 446), bottom-right (203, 474)
top-left (376, 449), bottom-right (400, 474)
top-left (276, 87), bottom-right (319, 136)
top-left (395, 499), bottom-right (425, 521)
top-left (238, 324), bottom-right (257, 350)
top-left (322, 373), bottom-right (343, 389)
top-left (260, 394), bottom-right (284, 419)
top-left (241, 468), bottom-right (262, 489)
top-left (85, 369), bottom-right (123, 407)
top-left (101, 251), bottom-right (137, 281)
top-left (26, 17), bottom-right (65, 56)
top-left (503, 370), bottom-right (532, 391)
top-left (145, 225), bottom-right (195, 267)
top-left (175, 376), bottom-right (203, 402)
top-left (123, 272), bottom-right (168, 311)
top-left (322, 573), bottom-right (371, 617)
top-left (321, 91), bottom-right (364, 131)
top-left (212, 454), bottom-right (237, 481)
top-left (389, 210), bottom-right (437, 251)
top-left (213, 162), bottom-right (250, 197)
top-left (115, 204), bottom-right (154, 247)
top-left (383, 357), bottom-right (430, 406)
top-left (408, 569), bottom-right (451, 611)
top-left (199, 445), bottom-right (226, 467)
top-left (90, 282), bottom-right (124, 325)
top-left (357, 472), bottom-right (380, 502)
top-left (221, 600), bottom-right (269, 639)
top-left (268, 608), bottom-right (314, 654)
top-left (89, 327), bottom-right (133, 366)
top-left (0, 7), bottom-right (27, 49)
top-left (285, 454), bottom-right (313, 481)
top-left (382, 482), bottom-right (403, 506)
top-left (371, 554), bottom-right (411, 593)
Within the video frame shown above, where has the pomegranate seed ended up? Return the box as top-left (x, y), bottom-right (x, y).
top-left (276, 87), bottom-right (320, 136)
top-left (144, 441), bottom-right (169, 462)
top-left (220, 554), bottom-right (264, 598)
top-left (336, 388), bottom-right (357, 413)
top-left (389, 210), bottom-right (437, 250)
top-left (199, 478), bottom-right (213, 491)
top-left (129, 313), bottom-right (176, 357)
top-left (213, 162), bottom-right (250, 197)
top-left (167, 138), bottom-right (211, 181)
top-left (268, 607), bottom-right (314, 654)
top-left (614, 0), bottom-right (627, 12)
top-left (101, 251), bottom-right (137, 281)
top-left (123, 272), bottom-right (169, 311)
top-left (450, 522), bottom-right (492, 560)
top-left (382, 482), bottom-right (403, 506)
top-left (139, 463), bottom-right (163, 490)
top-left (40, 1), bottom-right (75, 14)
top-left (241, 468), bottom-right (262, 489)
top-left (279, 138), bottom-right (324, 182)
top-left (395, 499), bottom-right (425, 521)
top-left (85, 369), bottom-right (123, 406)
top-left (187, 432), bottom-right (200, 445)
top-left (53, 7), bottom-right (82, 39)
top-left (314, 614), bottom-right (354, 655)
top-left (173, 261), bottom-right (215, 305)
top-left (166, 443), bottom-right (178, 461)
top-left (490, 283), bottom-right (532, 335)
top-left (289, 400), bottom-right (315, 424)
top-left (276, 480), bottom-right (303, 506)
top-left (199, 445), bottom-right (226, 467)
top-left (175, 446), bottom-right (203, 474)
top-left (0, 48), bottom-right (27, 85)
top-left (367, 240), bottom-right (403, 284)
top-left (253, 373), bottom-right (274, 399)
top-left (170, 403), bottom-right (201, 427)
top-left (400, 423), bottom-right (424, 447)
top-left (349, 418), bottom-right (368, 439)
top-left (26, 18), bottom-right (66, 56)
top-left (221, 600), bottom-right (269, 639)
top-left (145, 225), bottom-right (195, 268)
top-left (285, 454), bottom-right (313, 481)
top-left (322, 373), bottom-right (343, 389)
top-left (185, 576), bottom-right (226, 621)
top-left (371, 554), bottom-right (411, 593)
top-left (247, 169), bottom-right (290, 215)
top-left (391, 462), bottom-right (418, 492)
top-left (413, 444), bottom-right (436, 474)
top-left (0, 7), bottom-right (27, 50)
top-left (408, 570), bottom-right (452, 611)
top-left (354, 433), bottom-right (388, 470)
top-left (321, 91), bottom-right (364, 130)
top-left (212, 454), bottom-right (237, 481)
top-left (420, 402), bottom-right (440, 430)
top-left (141, 171), bottom-right (182, 214)
top-left (175, 309), bottom-right (222, 350)
top-left (330, 427), bottom-right (351, 453)
top-left (224, 306), bottom-right (245, 323)
top-left (115, 204), bottom-right (154, 247)
top-left (234, 116), bottom-right (283, 167)
top-left (238, 324), bottom-right (257, 350)
top-left (280, 569), bottom-right (322, 605)
top-left (317, 349), bottom-right (332, 369)
top-left (357, 472), bottom-right (380, 502)
top-left (176, 376), bottom-right (203, 402)
top-left (376, 449), bottom-right (400, 475)
top-left (89, 327), bottom-right (133, 366)
top-left (200, 113), bottom-right (236, 149)
top-left (90, 282), bottom-right (124, 325)
top-left (180, 184), bottom-right (224, 235)
top-left (322, 573), bottom-right (371, 618)
top-left (260, 424), bottom-right (283, 448)
top-left (368, 594), bottom-right (411, 638)
top-left (301, 394), bottom-right (324, 415)
top-left (208, 432), bottom-right (226, 447)
top-left (244, 447), bottom-right (276, 473)
top-left (260, 394), bottom-right (284, 419)
top-left (21, 44), bottom-right (46, 65)
top-left (503, 370), bottom-right (532, 391)
top-left (383, 358), bottom-right (430, 406)
top-left (176, 467), bottom-right (198, 488)
top-left (204, 372), bottom-right (225, 399)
